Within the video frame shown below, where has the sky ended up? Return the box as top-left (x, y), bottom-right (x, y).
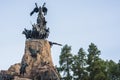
top-left (0, 0), bottom-right (120, 70)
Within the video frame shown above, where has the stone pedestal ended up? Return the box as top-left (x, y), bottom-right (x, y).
top-left (1, 39), bottom-right (60, 80)
top-left (22, 39), bottom-right (53, 76)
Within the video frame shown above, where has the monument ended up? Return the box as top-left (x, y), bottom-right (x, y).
top-left (0, 2), bottom-right (61, 80)
top-left (23, 3), bottom-right (49, 39)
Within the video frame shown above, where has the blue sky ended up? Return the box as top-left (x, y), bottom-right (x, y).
top-left (0, 0), bottom-right (120, 70)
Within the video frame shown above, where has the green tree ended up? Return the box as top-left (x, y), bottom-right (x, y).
top-left (106, 60), bottom-right (120, 80)
top-left (59, 44), bottom-right (73, 80)
top-left (87, 43), bottom-right (106, 80)
top-left (57, 43), bottom-right (120, 80)
top-left (117, 60), bottom-right (120, 79)
top-left (72, 48), bottom-right (88, 80)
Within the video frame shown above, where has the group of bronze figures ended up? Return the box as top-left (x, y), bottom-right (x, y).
top-left (22, 3), bottom-right (49, 39)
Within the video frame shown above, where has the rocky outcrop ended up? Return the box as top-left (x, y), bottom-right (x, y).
top-left (0, 39), bottom-right (60, 80)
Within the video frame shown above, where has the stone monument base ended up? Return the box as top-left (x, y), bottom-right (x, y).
top-left (0, 39), bottom-right (60, 80)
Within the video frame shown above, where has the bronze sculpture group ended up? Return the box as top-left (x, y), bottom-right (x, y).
top-left (22, 3), bottom-right (49, 39)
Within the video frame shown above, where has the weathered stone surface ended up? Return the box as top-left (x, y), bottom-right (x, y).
top-left (8, 63), bottom-right (20, 75)
top-left (23, 39), bottom-right (53, 67)
top-left (0, 39), bottom-right (60, 80)
top-left (22, 39), bottom-right (53, 77)
top-left (14, 76), bottom-right (32, 80)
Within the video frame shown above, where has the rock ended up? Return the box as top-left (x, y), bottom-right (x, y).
top-left (21, 39), bottom-right (54, 77)
top-left (8, 63), bottom-right (21, 76)
top-left (23, 39), bottom-right (53, 67)
top-left (0, 39), bottom-right (60, 80)
top-left (31, 64), bottom-right (59, 80)
top-left (14, 76), bottom-right (32, 80)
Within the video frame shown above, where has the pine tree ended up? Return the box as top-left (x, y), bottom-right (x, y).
top-left (87, 43), bottom-right (106, 80)
top-left (72, 48), bottom-right (88, 80)
top-left (117, 60), bottom-right (120, 79)
top-left (107, 60), bottom-right (120, 80)
top-left (59, 44), bottom-right (73, 80)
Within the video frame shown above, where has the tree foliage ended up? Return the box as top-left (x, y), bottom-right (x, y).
top-left (58, 44), bottom-right (73, 80)
top-left (72, 48), bottom-right (88, 80)
top-left (57, 43), bottom-right (120, 80)
top-left (87, 43), bottom-right (107, 80)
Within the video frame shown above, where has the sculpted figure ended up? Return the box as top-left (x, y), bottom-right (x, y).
top-left (30, 3), bottom-right (39, 16)
top-left (29, 47), bottom-right (39, 57)
top-left (20, 63), bottom-right (28, 76)
top-left (42, 3), bottom-right (48, 16)
top-left (30, 3), bottom-right (44, 25)
top-left (30, 3), bottom-right (47, 16)
top-left (31, 26), bottom-right (39, 39)
top-left (23, 2), bottom-right (49, 39)
top-left (22, 28), bottom-right (32, 39)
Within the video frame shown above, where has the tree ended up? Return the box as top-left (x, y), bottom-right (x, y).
top-left (106, 60), bottom-right (120, 80)
top-left (72, 48), bottom-right (88, 80)
top-left (58, 44), bottom-right (73, 80)
top-left (117, 60), bottom-right (120, 80)
top-left (117, 60), bottom-right (120, 79)
top-left (87, 43), bottom-right (106, 80)
top-left (87, 43), bottom-right (101, 65)
top-left (57, 43), bottom-right (119, 80)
